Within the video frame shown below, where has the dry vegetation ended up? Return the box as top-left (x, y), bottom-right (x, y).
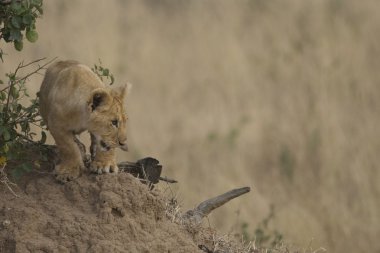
top-left (1, 0), bottom-right (380, 252)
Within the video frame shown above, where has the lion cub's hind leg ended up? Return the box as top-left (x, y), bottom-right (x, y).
top-left (50, 128), bottom-right (85, 183)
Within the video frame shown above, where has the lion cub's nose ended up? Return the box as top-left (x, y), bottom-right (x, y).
top-left (119, 141), bottom-right (128, 151)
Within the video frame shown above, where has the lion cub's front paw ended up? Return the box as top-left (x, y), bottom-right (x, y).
top-left (90, 160), bottom-right (119, 174)
top-left (55, 164), bottom-right (82, 183)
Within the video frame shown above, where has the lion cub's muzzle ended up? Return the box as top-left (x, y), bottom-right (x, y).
top-left (119, 141), bottom-right (128, 151)
top-left (99, 140), bottom-right (128, 152)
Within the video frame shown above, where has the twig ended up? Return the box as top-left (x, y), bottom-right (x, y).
top-left (0, 57), bottom-right (56, 93)
top-left (17, 57), bottom-right (46, 69)
top-left (0, 163), bottom-right (20, 198)
top-left (0, 85), bottom-right (11, 93)
top-left (15, 57), bottom-right (56, 83)
top-left (16, 133), bottom-right (35, 143)
top-left (183, 187), bottom-right (251, 225)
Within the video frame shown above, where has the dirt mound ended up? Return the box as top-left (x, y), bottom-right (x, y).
top-left (0, 172), bottom-right (203, 253)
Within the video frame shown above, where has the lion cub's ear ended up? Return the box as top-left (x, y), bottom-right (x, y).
top-left (89, 88), bottom-right (111, 112)
top-left (112, 82), bottom-right (132, 99)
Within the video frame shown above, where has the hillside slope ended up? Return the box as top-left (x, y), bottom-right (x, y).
top-left (0, 172), bottom-right (201, 253)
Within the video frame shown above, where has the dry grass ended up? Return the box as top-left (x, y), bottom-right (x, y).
top-left (163, 183), bottom-right (326, 253)
top-left (1, 0), bottom-right (380, 252)
top-left (0, 164), bottom-right (19, 197)
top-left (163, 183), bottom-right (255, 253)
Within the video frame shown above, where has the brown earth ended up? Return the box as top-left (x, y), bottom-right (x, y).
top-left (0, 171), bottom-right (206, 253)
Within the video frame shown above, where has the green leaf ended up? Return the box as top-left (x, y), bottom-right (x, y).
top-left (31, 0), bottom-right (43, 6)
top-left (20, 121), bottom-right (29, 132)
top-left (11, 102), bottom-right (19, 112)
top-left (10, 1), bottom-right (22, 13)
top-left (22, 162), bottom-right (33, 172)
top-left (26, 30), bottom-right (38, 43)
top-left (0, 91), bottom-right (6, 101)
top-left (11, 163), bottom-right (33, 180)
top-left (3, 144), bottom-right (9, 153)
top-left (9, 29), bottom-right (22, 41)
top-left (22, 14), bottom-right (34, 25)
top-left (1, 29), bottom-right (11, 42)
top-left (11, 16), bottom-right (22, 29)
top-left (21, 0), bottom-right (29, 10)
top-left (14, 40), bottom-right (24, 51)
top-left (102, 68), bottom-right (109, 76)
top-left (16, 104), bottom-right (22, 113)
top-left (7, 73), bottom-right (16, 81)
top-left (2, 129), bottom-right (11, 141)
top-left (36, 6), bottom-right (43, 15)
top-left (10, 86), bottom-right (19, 99)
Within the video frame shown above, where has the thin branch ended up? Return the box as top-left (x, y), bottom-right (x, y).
top-left (0, 84), bottom-right (12, 93)
top-left (17, 57), bottom-right (47, 69)
top-left (15, 113), bottom-right (43, 125)
top-left (0, 57), bottom-right (55, 93)
top-left (15, 57), bottom-right (56, 83)
top-left (4, 79), bottom-right (14, 117)
top-left (159, 176), bottom-right (178, 183)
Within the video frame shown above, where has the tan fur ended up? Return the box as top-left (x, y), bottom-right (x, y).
top-left (39, 60), bottom-right (128, 182)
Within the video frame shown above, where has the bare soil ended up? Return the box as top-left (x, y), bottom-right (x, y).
top-left (0, 171), bottom-right (205, 253)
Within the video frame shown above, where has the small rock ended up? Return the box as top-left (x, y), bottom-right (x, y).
top-left (2, 219), bottom-right (10, 226)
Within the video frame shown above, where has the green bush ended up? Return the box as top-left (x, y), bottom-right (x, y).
top-left (0, 0), bottom-right (44, 178)
top-left (92, 59), bottom-right (115, 85)
top-left (241, 205), bottom-right (283, 249)
top-left (0, 58), bottom-right (52, 178)
top-left (0, 0), bottom-right (43, 58)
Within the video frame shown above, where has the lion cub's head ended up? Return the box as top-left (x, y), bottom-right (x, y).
top-left (87, 84), bottom-right (129, 152)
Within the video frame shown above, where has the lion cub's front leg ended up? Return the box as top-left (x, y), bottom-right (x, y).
top-left (90, 147), bottom-right (119, 174)
top-left (50, 129), bottom-right (85, 183)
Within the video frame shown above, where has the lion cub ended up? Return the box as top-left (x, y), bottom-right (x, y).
top-left (39, 60), bottom-right (129, 182)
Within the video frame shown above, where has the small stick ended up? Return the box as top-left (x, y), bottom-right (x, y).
top-left (159, 176), bottom-right (178, 183)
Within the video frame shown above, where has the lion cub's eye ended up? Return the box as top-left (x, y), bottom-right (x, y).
top-left (111, 120), bottom-right (118, 127)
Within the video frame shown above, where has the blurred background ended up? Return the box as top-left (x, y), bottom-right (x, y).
top-left (1, 0), bottom-right (380, 252)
